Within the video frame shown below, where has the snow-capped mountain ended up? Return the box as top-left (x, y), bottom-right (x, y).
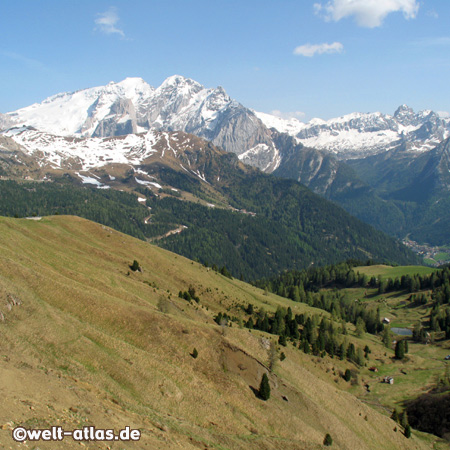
top-left (6, 76), bottom-right (279, 172)
top-left (256, 105), bottom-right (450, 159)
top-left (6, 75), bottom-right (450, 168)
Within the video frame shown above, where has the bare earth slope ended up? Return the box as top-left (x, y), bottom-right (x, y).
top-left (0, 216), bottom-right (432, 449)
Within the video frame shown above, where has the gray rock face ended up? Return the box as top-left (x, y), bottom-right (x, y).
top-left (91, 98), bottom-right (137, 138)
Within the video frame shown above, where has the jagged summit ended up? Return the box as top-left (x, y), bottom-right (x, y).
top-left (257, 105), bottom-right (450, 158)
top-left (4, 76), bottom-right (277, 171)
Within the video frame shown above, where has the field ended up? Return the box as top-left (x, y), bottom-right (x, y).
top-left (354, 265), bottom-right (437, 279)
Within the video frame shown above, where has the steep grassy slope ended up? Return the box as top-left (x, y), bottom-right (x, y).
top-left (0, 216), bottom-right (435, 449)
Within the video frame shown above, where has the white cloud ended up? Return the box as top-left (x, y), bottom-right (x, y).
top-left (271, 110), bottom-right (306, 120)
top-left (314, 0), bottom-right (419, 28)
top-left (427, 9), bottom-right (439, 19)
top-left (415, 37), bottom-right (450, 47)
top-left (95, 7), bottom-right (125, 37)
top-left (293, 42), bottom-right (343, 57)
top-left (1, 51), bottom-right (47, 71)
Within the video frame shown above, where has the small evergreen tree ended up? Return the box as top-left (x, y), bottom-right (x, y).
top-left (344, 368), bottom-right (352, 382)
top-left (323, 433), bottom-right (333, 446)
top-left (395, 340), bottom-right (405, 360)
top-left (130, 259), bottom-right (141, 272)
top-left (192, 348), bottom-right (198, 359)
top-left (356, 317), bottom-right (365, 337)
top-left (258, 373), bottom-right (271, 400)
top-left (400, 410), bottom-right (409, 429)
top-left (391, 408), bottom-right (399, 423)
top-left (382, 327), bottom-right (392, 348)
top-left (404, 424), bottom-right (411, 438)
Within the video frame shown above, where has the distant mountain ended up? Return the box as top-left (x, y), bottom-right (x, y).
top-left (6, 77), bottom-right (450, 166)
top-left (346, 137), bottom-right (450, 245)
top-left (257, 105), bottom-right (450, 159)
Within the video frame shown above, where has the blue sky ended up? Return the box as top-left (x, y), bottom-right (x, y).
top-left (1, 0), bottom-right (450, 121)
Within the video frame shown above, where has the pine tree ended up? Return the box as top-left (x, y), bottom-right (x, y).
top-left (395, 340), bottom-right (405, 360)
top-left (258, 373), bottom-right (271, 400)
top-left (323, 433), bottom-right (333, 446)
top-left (130, 259), bottom-right (141, 272)
top-left (192, 348), bottom-right (198, 359)
top-left (344, 369), bottom-right (352, 382)
top-left (400, 411), bottom-right (409, 429)
top-left (404, 424), bottom-right (411, 438)
top-left (356, 317), bottom-right (366, 337)
top-left (391, 408), bottom-right (399, 423)
top-left (382, 327), bottom-right (392, 348)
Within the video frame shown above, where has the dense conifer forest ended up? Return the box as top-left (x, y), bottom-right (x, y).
top-left (0, 178), bottom-right (418, 280)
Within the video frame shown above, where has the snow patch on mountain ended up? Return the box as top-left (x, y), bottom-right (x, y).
top-left (8, 78), bottom-right (153, 138)
top-left (254, 111), bottom-right (305, 136)
top-left (76, 172), bottom-right (110, 189)
top-left (2, 126), bottom-right (161, 170)
top-left (238, 143), bottom-right (281, 172)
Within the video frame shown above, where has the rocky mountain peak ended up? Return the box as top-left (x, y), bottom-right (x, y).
top-left (394, 104), bottom-right (418, 127)
top-left (394, 104), bottom-right (414, 117)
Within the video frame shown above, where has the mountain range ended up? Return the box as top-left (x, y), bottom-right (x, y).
top-left (2, 75), bottom-right (450, 247)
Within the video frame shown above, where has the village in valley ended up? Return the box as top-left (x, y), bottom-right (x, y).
top-left (402, 238), bottom-right (450, 267)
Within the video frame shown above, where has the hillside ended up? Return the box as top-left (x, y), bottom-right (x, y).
top-left (0, 216), bottom-right (436, 449)
top-left (0, 129), bottom-right (419, 278)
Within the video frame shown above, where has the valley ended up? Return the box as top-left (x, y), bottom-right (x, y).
top-left (3, 2), bottom-right (450, 449)
top-left (1, 75), bottom-right (449, 450)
